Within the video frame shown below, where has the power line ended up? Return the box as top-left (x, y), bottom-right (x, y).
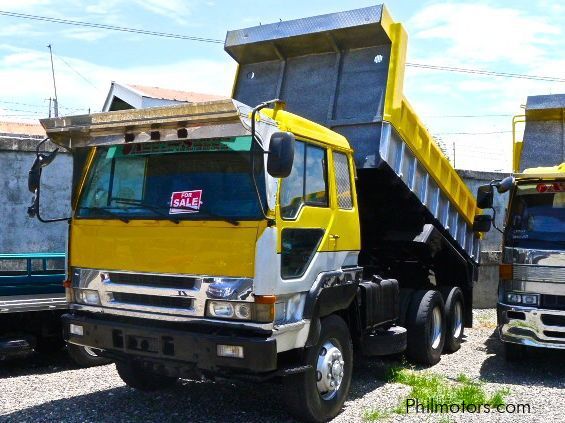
top-left (0, 10), bottom-right (224, 43)
top-left (54, 53), bottom-right (99, 90)
top-left (424, 113), bottom-right (514, 118)
top-left (435, 130), bottom-right (512, 135)
top-left (406, 63), bottom-right (565, 83)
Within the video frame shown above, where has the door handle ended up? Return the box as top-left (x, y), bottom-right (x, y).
top-left (329, 234), bottom-right (340, 240)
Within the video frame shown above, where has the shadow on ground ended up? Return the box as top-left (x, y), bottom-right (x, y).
top-left (0, 349), bottom-right (76, 378)
top-left (479, 329), bottom-right (565, 388)
top-left (0, 356), bottom-right (397, 423)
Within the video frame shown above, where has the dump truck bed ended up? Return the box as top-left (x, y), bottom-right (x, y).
top-left (225, 4), bottom-right (480, 263)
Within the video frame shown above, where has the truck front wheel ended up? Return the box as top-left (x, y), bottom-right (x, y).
top-left (283, 315), bottom-right (353, 422)
top-left (406, 290), bottom-right (446, 365)
top-left (67, 344), bottom-right (112, 367)
top-left (116, 360), bottom-right (178, 391)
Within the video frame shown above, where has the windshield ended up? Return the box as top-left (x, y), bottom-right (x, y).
top-left (505, 182), bottom-right (565, 250)
top-left (77, 137), bottom-right (266, 221)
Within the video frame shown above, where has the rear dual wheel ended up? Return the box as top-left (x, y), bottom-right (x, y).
top-left (405, 290), bottom-right (446, 365)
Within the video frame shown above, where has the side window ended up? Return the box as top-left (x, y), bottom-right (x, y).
top-left (280, 141), bottom-right (328, 219)
top-left (304, 145), bottom-right (328, 206)
top-left (281, 228), bottom-right (325, 278)
top-left (333, 152), bottom-right (353, 209)
top-left (280, 141), bottom-right (305, 218)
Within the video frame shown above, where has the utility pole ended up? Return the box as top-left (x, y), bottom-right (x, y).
top-left (47, 97), bottom-right (52, 118)
top-left (47, 44), bottom-right (58, 117)
top-left (452, 142), bottom-right (456, 168)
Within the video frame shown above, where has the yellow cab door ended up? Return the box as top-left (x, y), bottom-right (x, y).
top-left (325, 149), bottom-right (361, 255)
top-left (276, 139), bottom-right (333, 281)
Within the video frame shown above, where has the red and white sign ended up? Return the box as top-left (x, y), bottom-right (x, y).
top-left (536, 183), bottom-right (565, 193)
top-left (169, 190), bottom-right (203, 214)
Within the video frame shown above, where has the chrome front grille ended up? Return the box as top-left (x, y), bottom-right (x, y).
top-left (513, 265), bottom-right (565, 283)
top-left (111, 292), bottom-right (194, 309)
top-left (108, 272), bottom-right (199, 290)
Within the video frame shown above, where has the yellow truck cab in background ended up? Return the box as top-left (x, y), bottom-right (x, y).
top-left (29, 5), bottom-right (481, 422)
top-left (476, 93), bottom-right (565, 361)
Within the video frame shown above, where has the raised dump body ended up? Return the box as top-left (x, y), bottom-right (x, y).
top-left (225, 4), bottom-right (480, 265)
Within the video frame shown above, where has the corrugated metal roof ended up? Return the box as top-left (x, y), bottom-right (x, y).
top-left (126, 84), bottom-right (227, 103)
top-left (0, 121), bottom-right (45, 137)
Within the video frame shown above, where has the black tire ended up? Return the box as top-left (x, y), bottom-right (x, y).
top-left (283, 315), bottom-right (353, 422)
top-left (116, 360), bottom-right (178, 391)
top-left (441, 287), bottom-right (465, 353)
top-left (67, 344), bottom-right (112, 368)
top-left (405, 290), bottom-right (446, 365)
top-left (504, 342), bottom-right (526, 362)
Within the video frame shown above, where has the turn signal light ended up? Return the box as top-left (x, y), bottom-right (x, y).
top-left (499, 263), bottom-right (513, 281)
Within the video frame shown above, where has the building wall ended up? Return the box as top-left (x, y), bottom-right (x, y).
top-left (0, 137), bottom-right (71, 254)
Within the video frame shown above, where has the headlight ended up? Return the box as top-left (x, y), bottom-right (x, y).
top-left (74, 288), bottom-right (101, 305)
top-left (206, 300), bottom-right (273, 323)
top-left (506, 292), bottom-right (539, 306)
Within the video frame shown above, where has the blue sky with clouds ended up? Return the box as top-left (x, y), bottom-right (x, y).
top-left (0, 0), bottom-right (563, 171)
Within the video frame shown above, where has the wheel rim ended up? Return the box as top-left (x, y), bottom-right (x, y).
top-left (83, 346), bottom-right (100, 357)
top-left (430, 306), bottom-right (443, 350)
top-left (315, 340), bottom-right (345, 400)
top-left (453, 301), bottom-right (463, 339)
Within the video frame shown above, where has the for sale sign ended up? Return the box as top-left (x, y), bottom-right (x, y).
top-left (169, 190), bottom-right (203, 214)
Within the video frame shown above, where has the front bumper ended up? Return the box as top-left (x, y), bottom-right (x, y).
top-left (497, 303), bottom-right (565, 350)
top-left (63, 313), bottom-right (278, 373)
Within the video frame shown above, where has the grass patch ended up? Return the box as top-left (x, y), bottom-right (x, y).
top-left (364, 367), bottom-right (510, 421)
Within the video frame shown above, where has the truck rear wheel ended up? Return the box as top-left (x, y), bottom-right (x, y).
top-left (283, 315), bottom-right (353, 422)
top-left (405, 290), bottom-right (446, 365)
top-left (67, 344), bottom-right (112, 367)
top-left (441, 287), bottom-right (465, 353)
top-left (116, 360), bottom-right (178, 391)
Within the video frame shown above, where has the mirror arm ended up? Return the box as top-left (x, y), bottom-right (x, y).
top-left (249, 99), bottom-right (281, 222)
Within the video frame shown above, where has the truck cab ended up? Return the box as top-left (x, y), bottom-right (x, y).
top-left (478, 167), bottom-right (565, 359)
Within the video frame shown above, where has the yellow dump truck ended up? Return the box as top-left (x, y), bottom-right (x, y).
top-left (476, 95), bottom-right (565, 361)
top-left (28, 5), bottom-right (481, 421)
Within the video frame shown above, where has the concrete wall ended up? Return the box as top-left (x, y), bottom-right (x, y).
top-left (0, 136), bottom-right (71, 254)
top-left (458, 169), bottom-right (510, 308)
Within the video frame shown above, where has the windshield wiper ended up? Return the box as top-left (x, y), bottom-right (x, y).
top-left (79, 206), bottom-right (130, 223)
top-left (170, 205), bottom-right (240, 226)
top-left (110, 197), bottom-right (240, 226)
top-left (110, 198), bottom-right (180, 224)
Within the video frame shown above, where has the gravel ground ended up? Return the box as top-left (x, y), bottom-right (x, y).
top-left (1, 309), bottom-right (563, 423)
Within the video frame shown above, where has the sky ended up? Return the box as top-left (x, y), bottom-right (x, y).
top-left (0, 0), bottom-right (563, 171)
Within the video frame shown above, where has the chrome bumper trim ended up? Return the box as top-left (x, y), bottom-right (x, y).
top-left (0, 293), bottom-right (67, 313)
top-left (70, 304), bottom-right (274, 331)
top-left (498, 303), bottom-right (565, 350)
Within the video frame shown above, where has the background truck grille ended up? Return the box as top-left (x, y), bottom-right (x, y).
top-left (112, 292), bottom-right (193, 309)
top-left (109, 273), bottom-right (198, 290)
top-left (540, 295), bottom-right (565, 311)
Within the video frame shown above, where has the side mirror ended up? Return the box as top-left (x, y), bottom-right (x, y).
top-left (28, 157), bottom-right (42, 193)
top-left (267, 132), bottom-right (295, 178)
top-left (473, 214), bottom-right (492, 233)
top-left (28, 149), bottom-right (59, 192)
top-left (476, 184), bottom-right (494, 209)
top-left (496, 176), bottom-right (514, 194)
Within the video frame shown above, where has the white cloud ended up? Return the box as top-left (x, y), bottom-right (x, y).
top-left (133, 0), bottom-right (195, 25)
top-left (0, 0), bottom-right (50, 11)
top-left (409, 3), bottom-right (561, 66)
top-left (62, 27), bottom-right (109, 41)
top-left (0, 45), bottom-right (235, 120)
